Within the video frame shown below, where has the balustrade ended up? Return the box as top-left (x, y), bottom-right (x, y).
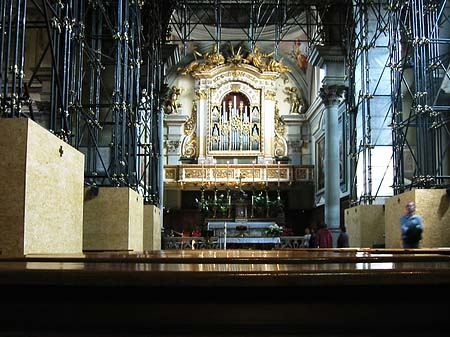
top-left (163, 236), bottom-right (306, 250)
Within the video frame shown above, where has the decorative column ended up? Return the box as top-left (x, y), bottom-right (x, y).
top-left (320, 86), bottom-right (345, 230)
top-left (263, 90), bottom-right (276, 162)
top-left (196, 90), bottom-right (208, 161)
top-left (309, 45), bottom-right (347, 241)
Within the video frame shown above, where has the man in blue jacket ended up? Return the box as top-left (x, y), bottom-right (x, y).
top-left (400, 201), bottom-right (424, 249)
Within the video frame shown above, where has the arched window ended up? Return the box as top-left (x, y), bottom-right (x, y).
top-left (209, 92), bottom-right (261, 154)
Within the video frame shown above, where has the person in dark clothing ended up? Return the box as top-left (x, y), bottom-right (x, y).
top-left (316, 223), bottom-right (333, 248)
top-left (400, 201), bottom-right (424, 249)
top-left (337, 226), bottom-right (349, 248)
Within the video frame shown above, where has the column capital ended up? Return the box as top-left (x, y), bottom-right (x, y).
top-left (309, 46), bottom-right (348, 87)
top-left (319, 85), bottom-right (346, 107)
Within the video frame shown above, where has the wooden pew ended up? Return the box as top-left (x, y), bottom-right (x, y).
top-left (0, 249), bottom-right (449, 336)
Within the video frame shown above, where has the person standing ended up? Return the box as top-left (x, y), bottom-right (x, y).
top-left (337, 226), bottom-right (349, 248)
top-left (309, 227), bottom-right (316, 248)
top-left (316, 223), bottom-right (333, 248)
top-left (302, 227), bottom-right (312, 248)
top-left (400, 201), bottom-right (424, 249)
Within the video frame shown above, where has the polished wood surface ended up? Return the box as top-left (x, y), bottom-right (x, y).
top-left (1, 249), bottom-right (450, 336)
top-left (1, 248), bottom-right (450, 286)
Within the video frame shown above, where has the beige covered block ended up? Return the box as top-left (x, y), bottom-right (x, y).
top-left (0, 118), bottom-right (84, 256)
top-left (385, 189), bottom-right (450, 248)
top-left (83, 187), bottom-right (144, 251)
top-left (344, 205), bottom-right (385, 248)
top-left (143, 205), bottom-right (161, 250)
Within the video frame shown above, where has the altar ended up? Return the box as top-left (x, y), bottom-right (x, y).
top-left (207, 221), bottom-right (280, 248)
top-left (217, 237), bottom-right (280, 244)
top-left (207, 221), bottom-right (276, 237)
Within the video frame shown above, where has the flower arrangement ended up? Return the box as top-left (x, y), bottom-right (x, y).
top-left (195, 197), bottom-right (210, 213)
top-left (266, 224), bottom-right (283, 236)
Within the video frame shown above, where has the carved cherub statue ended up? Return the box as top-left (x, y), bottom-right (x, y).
top-left (165, 86), bottom-right (182, 114)
top-left (284, 87), bottom-right (304, 114)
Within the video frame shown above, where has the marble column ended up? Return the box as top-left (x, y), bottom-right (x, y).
top-left (320, 85), bottom-right (345, 230)
top-left (309, 45), bottom-right (347, 243)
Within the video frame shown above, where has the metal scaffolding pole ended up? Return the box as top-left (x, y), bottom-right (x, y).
top-left (389, 0), bottom-right (450, 192)
top-left (0, 0), bottom-right (175, 206)
top-left (168, 0), bottom-right (341, 50)
top-left (346, 1), bottom-right (394, 205)
top-left (137, 0), bottom-right (177, 205)
top-left (0, 0), bottom-right (29, 118)
top-left (76, 0), bottom-right (145, 190)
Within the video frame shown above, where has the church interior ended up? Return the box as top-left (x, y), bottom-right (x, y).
top-left (1, 0), bottom-right (450, 335)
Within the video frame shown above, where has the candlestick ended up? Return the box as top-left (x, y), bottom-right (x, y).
top-left (227, 188), bottom-right (231, 218)
top-left (213, 187), bottom-right (217, 218)
top-left (224, 222), bottom-right (227, 250)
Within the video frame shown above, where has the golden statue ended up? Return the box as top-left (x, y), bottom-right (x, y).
top-left (228, 45), bottom-right (249, 65)
top-left (181, 44), bottom-right (289, 75)
top-left (179, 61), bottom-right (200, 75)
top-left (267, 58), bottom-right (290, 73)
top-left (181, 45), bottom-right (225, 75)
top-left (245, 45), bottom-right (290, 74)
top-left (246, 46), bottom-right (274, 71)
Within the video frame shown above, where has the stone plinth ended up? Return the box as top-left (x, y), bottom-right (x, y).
top-left (143, 205), bottom-right (161, 250)
top-left (83, 187), bottom-right (144, 251)
top-left (0, 118), bottom-right (84, 256)
top-left (344, 205), bottom-right (385, 248)
top-left (385, 189), bottom-right (450, 248)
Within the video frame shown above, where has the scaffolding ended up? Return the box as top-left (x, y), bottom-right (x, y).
top-left (0, 0), bottom-right (175, 205)
top-left (346, 1), bottom-right (394, 205)
top-left (1, 0), bottom-right (34, 119)
top-left (3, 0), bottom-right (448, 206)
top-left (346, 0), bottom-right (450, 205)
top-left (389, 0), bottom-right (450, 193)
top-left (168, 0), bottom-right (346, 56)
